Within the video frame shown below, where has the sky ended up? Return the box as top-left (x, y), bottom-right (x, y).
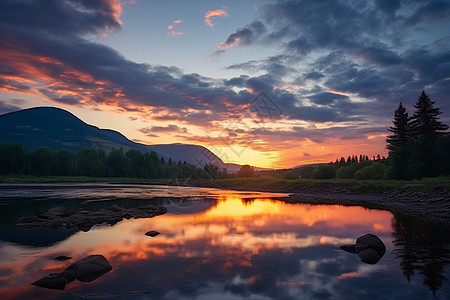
top-left (1, 0), bottom-right (450, 169)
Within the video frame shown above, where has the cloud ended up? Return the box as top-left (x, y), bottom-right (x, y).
top-left (308, 92), bottom-right (349, 106)
top-left (0, 99), bottom-right (25, 114)
top-left (0, 0), bottom-right (122, 37)
top-left (218, 21), bottom-right (266, 50)
top-left (204, 8), bottom-right (228, 29)
top-left (139, 125), bottom-right (188, 134)
top-left (218, 0), bottom-right (450, 121)
top-left (167, 19), bottom-right (184, 37)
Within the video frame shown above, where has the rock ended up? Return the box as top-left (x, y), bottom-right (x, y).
top-left (42, 206), bottom-right (76, 219)
top-left (33, 255), bottom-right (112, 290)
top-left (32, 274), bottom-right (68, 290)
top-left (61, 255), bottom-right (112, 282)
top-left (145, 230), bottom-right (160, 237)
top-left (106, 216), bottom-right (123, 226)
top-left (107, 204), bottom-right (123, 212)
top-left (53, 255), bottom-right (72, 261)
top-left (17, 203), bottom-right (167, 231)
top-left (355, 233), bottom-right (386, 257)
top-left (340, 244), bottom-right (357, 253)
top-left (340, 233), bottom-right (386, 264)
top-left (77, 218), bottom-right (95, 232)
top-left (358, 248), bottom-right (382, 265)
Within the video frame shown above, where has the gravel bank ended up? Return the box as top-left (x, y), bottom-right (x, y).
top-left (288, 185), bottom-right (450, 226)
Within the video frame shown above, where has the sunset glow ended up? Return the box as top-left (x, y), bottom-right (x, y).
top-left (1, 0), bottom-right (449, 168)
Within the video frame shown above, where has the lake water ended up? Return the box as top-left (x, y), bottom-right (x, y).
top-left (0, 183), bottom-right (449, 299)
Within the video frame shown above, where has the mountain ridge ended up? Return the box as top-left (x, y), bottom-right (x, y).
top-left (0, 106), bottom-right (243, 171)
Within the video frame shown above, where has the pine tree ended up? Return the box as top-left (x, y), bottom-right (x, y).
top-left (410, 91), bottom-right (448, 140)
top-left (386, 102), bottom-right (410, 153)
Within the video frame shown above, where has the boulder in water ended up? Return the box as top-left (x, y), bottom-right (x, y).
top-left (340, 233), bottom-right (386, 264)
top-left (33, 254), bottom-right (112, 290)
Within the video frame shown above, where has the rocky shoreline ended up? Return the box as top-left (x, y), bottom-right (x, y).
top-left (195, 181), bottom-right (450, 226)
top-left (287, 185), bottom-right (450, 226)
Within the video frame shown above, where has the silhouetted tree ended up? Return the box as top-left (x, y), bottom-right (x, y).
top-left (299, 165), bottom-right (314, 179)
top-left (204, 163), bottom-right (219, 179)
top-left (237, 164), bottom-right (255, 177)
top-left (314, 165), bottom-right (335, 179)
top-left (410, 91), bottom-right (449, 140)
top-left (76, 148), bottom-right (107, 176)
top-left (31, 147), bottom-right (54, 176)
top-left (56, 148), bottom-right (76, 175)
top-left (386, 91), bottom-right (449, 179)
top-left (387, 102), bottom-right (410, 153)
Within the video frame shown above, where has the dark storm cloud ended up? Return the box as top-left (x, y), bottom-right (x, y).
top-left (224, 76), bottom-right (249, 87)
top-left (0, 0), bottom-right (122, 37)
top-left (220, 0), bottom-right (450, 122)
top-left (2, 0), bottom-right (449, 131)
top-left (309, 92), bottom-right (349, 106)
top-left (0, 0), bottom-right (252, 118)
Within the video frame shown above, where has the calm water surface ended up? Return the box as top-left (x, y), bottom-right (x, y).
top-left (0, 183), bottom-right (449, 299)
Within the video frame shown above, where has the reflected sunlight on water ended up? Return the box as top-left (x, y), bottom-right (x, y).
top-left (0, 185), bottom-right (448, 299)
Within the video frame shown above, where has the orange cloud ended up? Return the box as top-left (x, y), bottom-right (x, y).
top-left (167, 19), bottom-right (184, 37)
top-left (0, 46), bottom-right (130, 107)
top-left (218, 36), bottom-right (241, 50)
top-left (204, 8), bottom-right (228, 29)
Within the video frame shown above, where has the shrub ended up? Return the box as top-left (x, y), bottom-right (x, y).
top-left (353, 162), bottom-right (386, 180)
top-left (336, 166), bottom-right (352, 179)
top-left (316, 165), bottom-right (336, 179)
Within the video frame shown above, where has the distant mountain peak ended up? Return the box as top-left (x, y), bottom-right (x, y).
top-left (0, 106), bottom-right (228, 169)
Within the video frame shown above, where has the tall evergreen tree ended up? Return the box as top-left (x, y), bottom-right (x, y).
top-left (386, 102), bottom-right (410, 153)
top-left (410, 91), bottom-right (448, 140)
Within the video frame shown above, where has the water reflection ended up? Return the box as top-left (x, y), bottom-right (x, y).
top-left (392, 212), bottom-right (450, 295)
top-left (0, 185), bottom-right (449, 299)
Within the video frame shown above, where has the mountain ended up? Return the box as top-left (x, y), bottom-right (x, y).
top-left (0, 107), bottom-right (228, 169)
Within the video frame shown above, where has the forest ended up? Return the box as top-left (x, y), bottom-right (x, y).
top-left (0, 144), bottom-right (227, 180)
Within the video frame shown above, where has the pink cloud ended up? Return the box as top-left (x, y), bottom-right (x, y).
top-left (167, 19), bottom-right (184, 37)
top-left (167, 30), bottom-right (184, 37)
top-left (204, 8), bottom-right (228, 29)
top-left (218, 36), bottom-right (241, 50)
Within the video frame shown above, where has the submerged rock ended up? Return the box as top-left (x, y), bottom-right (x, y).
top-left (17, 204), bottom-right (167, 231)
top-left (145, 230), bottom-right (160, 237)
top-left (32, 273), bottom-right (68, 290)
top-left (52, 255), bottom-right (72, 261)
top-left (340, 233), bottom-right (386, 264)
top-left (61, 255), bottom-right (112, 283)
top-left (33, 254), bottom-right (112, 290)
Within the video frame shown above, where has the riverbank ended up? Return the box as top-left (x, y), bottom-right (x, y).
top-left (2, 175), bottom-right (449, 226)
top-left (204, 178), bottom-right (450, 226)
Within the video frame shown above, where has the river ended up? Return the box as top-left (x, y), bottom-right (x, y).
top-left (0, 183), bottom-right (449, 299)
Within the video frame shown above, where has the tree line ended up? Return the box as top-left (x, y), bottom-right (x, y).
top-left (386, 91), bottom-right (450, 179)
top-left (0, 143), bottom-right (228, 179)
top-left (280, 91), bottom-right (449, 181)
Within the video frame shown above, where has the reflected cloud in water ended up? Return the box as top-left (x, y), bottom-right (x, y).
top-left (0, 186), bottom-right (448, 299)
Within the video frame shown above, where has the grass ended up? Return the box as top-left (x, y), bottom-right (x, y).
top-left (0, 175), bottom-right (171, 184)
top-left (215, 176), bottom-right (450, 193)
top-left (1, 175), bottom-right (449, 192)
